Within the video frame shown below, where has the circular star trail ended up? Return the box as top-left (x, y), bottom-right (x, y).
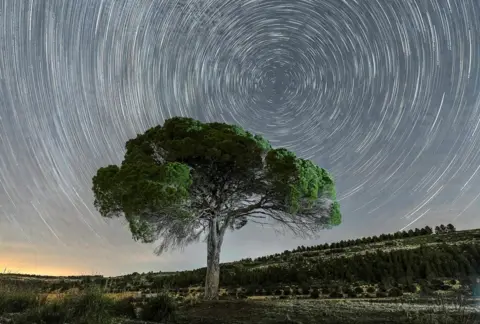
top-left (1, 0), bottom-right (480, 266)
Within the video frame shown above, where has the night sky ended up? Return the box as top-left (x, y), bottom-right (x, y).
top-left (1, 0), bottom-right (480, 276)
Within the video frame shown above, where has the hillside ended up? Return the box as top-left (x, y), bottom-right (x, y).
top-left (222, 224), bottom-right (476, 270)
top-left (3, 224), bottom-right (479, 294)
top-left (1, 224), bottom-right (479, 324)
top-left (55, 224), bottom-right (474, 299)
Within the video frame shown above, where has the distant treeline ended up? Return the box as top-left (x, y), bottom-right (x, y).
top-left (150, 241), bottom-right (478, 289)
top-left (231, 224), bottom-right (453, 265)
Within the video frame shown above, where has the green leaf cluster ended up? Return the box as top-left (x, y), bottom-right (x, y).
top-left (92, 117), bottom-right (341, 243)
top-left (265, 148), bottom-right (337, 214)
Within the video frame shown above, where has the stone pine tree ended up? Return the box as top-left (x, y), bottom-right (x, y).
top-left (92, 117), bottom-right (341, 299)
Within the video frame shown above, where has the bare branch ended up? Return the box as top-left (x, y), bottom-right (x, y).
top-left (249, 219), bottom-right (270, 226)
top-left (228, 196), bottom-right (268, 219)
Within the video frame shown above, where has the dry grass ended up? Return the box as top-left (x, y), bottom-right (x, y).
top-left (104, 291), bottom-right (139, 300)
top-left (0, 280), bottom-right (178, 324)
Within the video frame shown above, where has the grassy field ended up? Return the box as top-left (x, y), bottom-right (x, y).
top-left (0, 280), bottom-right (478, 324)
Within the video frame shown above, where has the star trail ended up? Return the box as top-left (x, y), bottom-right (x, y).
top-left (1, 0), bottom-right (480, 276)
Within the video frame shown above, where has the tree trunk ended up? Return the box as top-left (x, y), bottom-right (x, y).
top-left (204, 219), bottom-right (224, 300)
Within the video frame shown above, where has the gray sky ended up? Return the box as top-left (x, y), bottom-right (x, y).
top-left (1, 0), bottom-right (480, 276)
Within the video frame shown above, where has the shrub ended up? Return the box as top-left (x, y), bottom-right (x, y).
top-left (345, 289), bottom-right (357, 298)
top-left (437, 284), bottom-right (452, 291)
top-left (300, 286), bottom-right (310, 295)
top-left (388, 287), bottom-right (403, 297)
top-left (0, 289), bottom-right (40, 314)
top-left (322, 287), bottom-right (330, 295)
top-left (111, 296), bottom-right (137, 319)
top-left (140, 293), bottom-right (177, 323)
top-left (64, 288), bottom-right (117, 323)
top-left (283, 289), bottom-right (291, 296)
top-left (376, 291), bottom-right (388, 298)
top-left (354, 287), bottom-right (364, 294)
top-left (15, 287), bottom-right (117, 324)
top-left (366, 287), bottom-right (375, 293)
top-left (185, 293), bottom-right (202, 305)
top-left (403, 284), bottom-right (417, 293)
top-left (15, 300), bottom-right (70, 324)
top-left (329, 291), bottom-right (343, 298)
top-left (310, 289), bottom-right (320, 299)
top-left (244, 288), bottom-right (254, 296)
top-left (274, 289), bottom-right (282, 296)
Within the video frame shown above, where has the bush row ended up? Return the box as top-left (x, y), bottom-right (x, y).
top-left (168, 279), bottom-right (461, 300)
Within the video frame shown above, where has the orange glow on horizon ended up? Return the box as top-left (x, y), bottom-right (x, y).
top-left (1, 267), bottom-right (85, 277)
top-left (0, 262), bottom-right (99, 277)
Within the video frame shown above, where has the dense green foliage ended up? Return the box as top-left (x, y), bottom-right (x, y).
top-left (92, 117), bottom-right (341, 250)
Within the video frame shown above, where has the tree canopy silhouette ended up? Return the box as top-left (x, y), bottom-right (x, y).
top-left (92, 117), bottom-right (341, 299)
